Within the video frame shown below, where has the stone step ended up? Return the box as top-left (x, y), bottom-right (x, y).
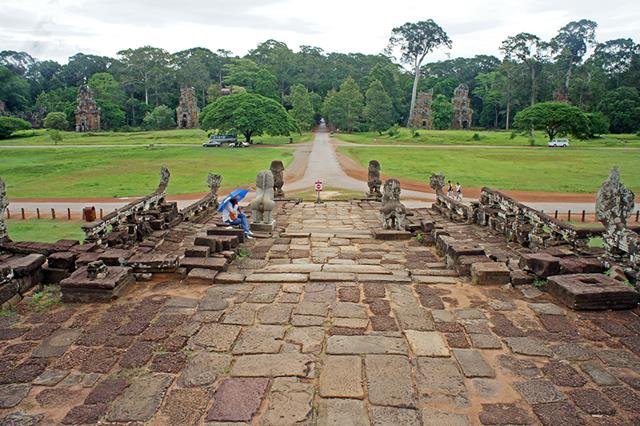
top-left (264, 264), bottom-right (322, 273)
top-left (126, 252), bottom-right (180, 273)
top-left (410, 269), bottom-right (458, 277)
top-left (322, 264), bottom-right (391, 275)
top-left (471, 262), bottom-right (511, 286)
top-left (413, 275), bottom-right (458, 284)
top-left (184, 268), bottom-right (218, 285)
top-left (357, 274), bottom-right (411, 283)
top-left (184, 246), bottom-right (210, 258)
top-left (310, 271), bottom-right (356, 282)
top-left (180, 257), bottom-right (228, 272)
top-left (245, 273), bottom-right (308, 283)
top-left (206, 227), bottom-right (245, 243)
top-left (546, 273), bottom-right (640, 310)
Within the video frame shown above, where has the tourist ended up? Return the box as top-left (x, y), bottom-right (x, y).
top-left (447, 180), bottom-right (453, 198)
top-left (222, 198), bottom-right (253, 239)
top-left (456, 182), bottom-right (463, 201)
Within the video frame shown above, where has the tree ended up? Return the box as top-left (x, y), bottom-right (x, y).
top-left (116, 46), bottom-right (172, 105)
top-left (0, 117), bottom-right (31, 139)
top-left (586, 112), bottom-right (609, 137)
top-left (322, 77), bottom-right (364, 132)
top-left (44, 112), bottom-right (69, 130)
top-left (363, 80), bottom-right (394, 134)
top-left (36, 87), bottom-right (77, 124)
top-left (591, 38), bottom-right (639, 86)
top-left (431, 94), bottom-right (454, 130)
top-left (48, 129), bottom-right (63, 145)
top-left (0, 65), bottom-right (30, 112)
top-left (514, 102), bottom-right (590, 141)
top-left (597, 86), bottom-right (640, 133)
top-left (60, 53), bottom-right (111, 86)
top-left (248, 40), bottom-right (298, 102)
top-left (89, 73), bottom-right (126, 130)
top-left (254, 68), bottom-right (279, 100)
top-left (199, 92), bottom-right (298, 142)
top-left (474, 72), bottom-right (502, 128)
top-left (550, 19), bottom-right (598, 97)
top-left (288, 84), bottom-right (315, 131)
top-left (387, 20), bottom-right (452, 125)
top-left (143, 105), bottom-right (175, 130)
top-left (501, 33), bottom-right (547, 106)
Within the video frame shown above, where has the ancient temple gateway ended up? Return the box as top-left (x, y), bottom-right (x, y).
top-left (408, 90), bottom-right (433, 129)
top-left (451, 83), bottom-right (473, 130)
top-left (176, 87), bottom-right (200, 129)
top-left (74, 85), bottom-right (101, 131)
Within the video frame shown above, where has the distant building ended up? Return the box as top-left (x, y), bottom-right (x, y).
top-left (451, 84), bottom-right (473, 130)
top-left (75, 85), bottom-right (101, 132)
top-left (409, 90), bottom-right (434, 129)
top-left (176, 87), bottom-right (200, 129)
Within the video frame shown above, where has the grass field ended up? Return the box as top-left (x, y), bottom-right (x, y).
top-left (4, 129), bottom-right (312, 146)
top-left (0, 146), bottom-right (295, 198)
top-left (339, 146), bottom-right (640, 193)
top-left (336, 128), bottom-right (640, 148)
top-left (6, 219), bottom-right (84, 243)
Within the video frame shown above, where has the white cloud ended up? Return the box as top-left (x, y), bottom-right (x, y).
top-left (2, 0), bottom-right (639, 63)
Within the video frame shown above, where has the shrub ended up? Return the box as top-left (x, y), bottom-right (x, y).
top-left (471, 132), bottom-right (481, 141)
top-left (48, 129), bottom-right (63, 145)
top-left (386, 124), bottom-right (400, 137)
top-left (0, 116), bottom-right (31, 139)
top-left (44, 112), bottom-right (69, 130)
top-left (143, 105), bottom-right (175, 130)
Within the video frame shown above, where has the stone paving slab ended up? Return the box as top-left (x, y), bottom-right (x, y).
top-left (2, 201), bottom-right (640, 425)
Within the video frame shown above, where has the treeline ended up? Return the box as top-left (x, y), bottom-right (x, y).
top-left (0, 18), bottom-right (639, 134)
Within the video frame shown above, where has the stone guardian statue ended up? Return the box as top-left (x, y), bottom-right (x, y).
top-left (380, 179), bottom-right (406, 230)
top-left (250, 171), bottom-right (276, 231)
top-left (270, 160), bottom-right (285, 199)
top-left (367, 160), bottom-right (382, 199)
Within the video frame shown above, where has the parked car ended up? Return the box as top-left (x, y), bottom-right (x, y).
top-left (548, 138), bottom-right (569, 147)
top-left (202, 140), bottom-right (222, 147)
top-left (203, 134), bottom-right (236, 147)
top-left (228, 141), bottom-right (250, 148)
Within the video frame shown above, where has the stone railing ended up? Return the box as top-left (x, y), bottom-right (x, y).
top-left (431, 192), bottom-right (475, 224)
top-left (82, 166), bottom-right (171, 245)
top-left (180, 173), bottom-right (222, 222)
top-left (476, 188), bottom-right (598, 251)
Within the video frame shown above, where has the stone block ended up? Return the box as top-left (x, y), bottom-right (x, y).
top-left (510, 269), bottom-right (534, 286)
top-left (42, 265), bottom-right (71, 284)
top-left (4, 253), bottom-right (46, 277)
top-left (127, 252), bottom-right (180, 273)
top-left (245, 273), bottom-right (307, 283)
top-left (374, 230), bottom-right (412, 240)
top-left (184, 246), bottom-right (209, 258)
top-left (546, 273), bottom-right (640, 310)
top-left (456, 255), bottom-right (492, 276)
top-left (47, 251), bottom-right (77, 270)
top-left (519, 253), bottom-right (561, 278)
top-left (185, 268), bottom-right (217, 285)
top-left (250, 221), bottom-right (275, 233)
top-left (446, 243), bottom-right (485, 266)
top-left (471, 262), bottom-right (511, 285)
top-left (180, 257), bottom-right (228, 272)
top-left (60, 266), bottom-right (134, 303)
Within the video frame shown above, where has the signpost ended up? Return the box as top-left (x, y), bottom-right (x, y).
top-left (315, 179), bottom-right (323, 204)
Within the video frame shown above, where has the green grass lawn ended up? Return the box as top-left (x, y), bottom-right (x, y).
top-left (339, 146), bottom-right (640, 193)
top-left (336, 128), bottom-right (640, 148)
top-left (1, 146), bottom-right (295, 198)
top-left (6, 219), bottom-right (84, 243)
top-left (4, 129), bottom-right (312, 146)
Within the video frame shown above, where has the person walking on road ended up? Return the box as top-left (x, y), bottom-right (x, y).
top-left (455, 182), bottom-right (463, 201)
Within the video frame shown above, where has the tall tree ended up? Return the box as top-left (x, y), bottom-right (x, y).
top-left (550, 19), bottom-right (598, 97)
top-left (0, 65), bottom-right (30, 112)
top-left (116, 46), bottom-right (172, 105)
top-left (323, 77), bottom-right (364, 132)
top-left (288, 84), bottom-right (315, 131)
top-left (591, 38), bottom-right (639, 87)
top-left (387, 20), bottom-right (452, 125)
top-left (88, 73), bottom-right (126, 130)
top-left (248, 40), bottom-right (297, 102)
top-left (501, 33), bottom-right (546, 106)
top-left (474, 71), bottom-right (502, 128)
top-left (61, 53), bottom-right (112, 87)
top-left (597, 86), bottom-right (640, 133)
top-left (363, 79), bottom-right (394, 134)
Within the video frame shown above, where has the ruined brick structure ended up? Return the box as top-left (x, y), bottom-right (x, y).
top-left (408, 90), bottom-right (433, 129)
top-left (0, 178), bottom-right (8, 243)
top-left (176, 87), bottom-right (200, 129)
top-left (451, 84), bottom-right (473, 130)
top-left (596, 167), bottom-right (639, 279)
top-left (75, 85), bottom-right (101, 131)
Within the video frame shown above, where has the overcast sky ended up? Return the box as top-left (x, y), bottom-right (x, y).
top-left (2, 0), bottom-right (640, 64)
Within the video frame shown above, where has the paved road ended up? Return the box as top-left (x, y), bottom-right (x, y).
top-left (284, 125), bottom-right (434, 201)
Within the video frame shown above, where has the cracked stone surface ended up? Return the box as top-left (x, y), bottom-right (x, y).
top-left (1, 201), bottom-right (640, 424)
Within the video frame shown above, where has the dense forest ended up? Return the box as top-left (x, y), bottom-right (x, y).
top-left (1, 18), bottom-right (639, 134)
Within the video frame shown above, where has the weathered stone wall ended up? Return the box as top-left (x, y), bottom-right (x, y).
top-left (181, 173), bottom-right (223, 222)
top-left (0, 177), bottom-right (8, 243)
